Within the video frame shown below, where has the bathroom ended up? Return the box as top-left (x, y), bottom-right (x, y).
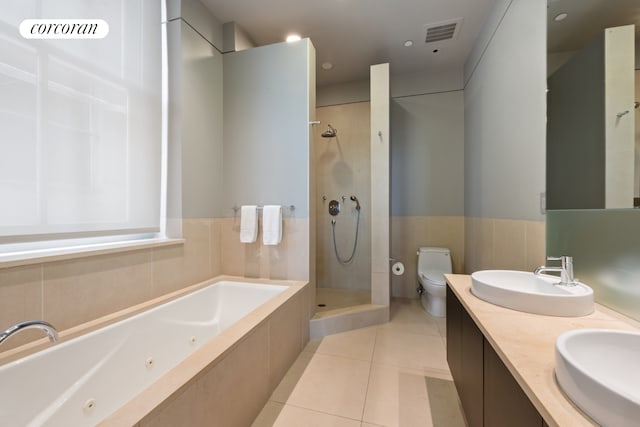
top-left (1, 0), bottom-right (639, 425)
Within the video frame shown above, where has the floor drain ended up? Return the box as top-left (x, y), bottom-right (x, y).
top-left (83, 398), bottom-right (97, 412)
top-left (317, 303), bottom-right (326, 307)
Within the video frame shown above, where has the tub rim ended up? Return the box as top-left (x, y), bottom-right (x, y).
top-left (0, 276), bottom-right (305, 367)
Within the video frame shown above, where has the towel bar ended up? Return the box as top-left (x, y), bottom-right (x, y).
top-left (232, 205), bottom-right (295, 215)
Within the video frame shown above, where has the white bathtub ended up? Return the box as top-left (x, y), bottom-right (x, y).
top-left (0, 280), bottom-right (290, 427)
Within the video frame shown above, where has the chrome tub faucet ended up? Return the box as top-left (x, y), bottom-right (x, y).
top-left (0, 320), bottom-right (59, 347)
top-left (534, 256), bottom-right (576, 286)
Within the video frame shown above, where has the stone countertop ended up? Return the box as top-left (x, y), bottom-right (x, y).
top-left (445, 274), bottom-right (640, 427)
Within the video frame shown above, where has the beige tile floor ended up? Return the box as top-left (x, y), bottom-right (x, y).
top-left (252, 298), bottom-right (466, 427)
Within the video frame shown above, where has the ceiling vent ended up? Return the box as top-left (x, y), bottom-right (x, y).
top-left (423, 18), bottom-right (463, 44)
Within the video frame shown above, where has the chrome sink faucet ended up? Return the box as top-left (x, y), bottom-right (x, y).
top-left (0, 320), bottom-right (59, 348)
top-left (534, 256), bottom-right (576, 286)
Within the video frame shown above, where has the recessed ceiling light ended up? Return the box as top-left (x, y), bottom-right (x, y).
top-left (321, 62), bottom-right (333, 70)
top-left (554, 12), bottom-right (568, 22)
top-left (286, 34), bottom-right (301, 43)
top-left (403, 40), bottom-right (413, 47)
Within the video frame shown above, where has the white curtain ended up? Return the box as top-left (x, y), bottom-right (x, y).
top-left (0, 0), bottom-right (163, 244)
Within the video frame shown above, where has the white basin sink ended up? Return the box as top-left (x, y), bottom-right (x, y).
top-left (470, 270), bottom-right (594, 316)
top-left (555, 329), bottom-right (640, 426)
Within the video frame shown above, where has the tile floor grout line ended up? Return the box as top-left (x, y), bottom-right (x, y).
top-left (281, 401), bottom-right (364, 423)
top-left (359, 324), bottom-right (382, 423)
top-left (280, 349), bottom-right (376, 422)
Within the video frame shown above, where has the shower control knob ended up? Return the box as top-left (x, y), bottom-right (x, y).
top-left (328, 200), bottom-right (341, 216)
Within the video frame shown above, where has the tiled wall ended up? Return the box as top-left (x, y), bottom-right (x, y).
top-left (378, 215), bottom-right (544, 299)
top-left (464, 217), bottom-right (545, 274)
top-left (0, 219), bottom-right (223, 352)
top-left (0, 216), bottom-right (311, 353)
top-left (390, 216), bottom-right (465, 298)
top-left (315, 102), bottom-right (371, 292)
top-left (220, 217), bottom-right (310, 281)
top-left (0, 215), bottom-right (295, 353)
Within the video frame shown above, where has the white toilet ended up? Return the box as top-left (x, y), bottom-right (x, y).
top-left (417, 247), bottom-right (452, 317)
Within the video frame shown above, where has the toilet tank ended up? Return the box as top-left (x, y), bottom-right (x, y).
top-left (417, 247), bottom-right (452, 275)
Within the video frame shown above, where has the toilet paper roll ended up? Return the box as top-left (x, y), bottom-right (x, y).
top-left (392, 262), bottom-right (405, 276)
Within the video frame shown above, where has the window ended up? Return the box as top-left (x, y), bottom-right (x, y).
top-left (0, 0), bottom-right (166, 257)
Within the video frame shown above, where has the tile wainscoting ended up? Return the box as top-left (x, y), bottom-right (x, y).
top-left (390, 216), bottom-right (545, 298)
top-left (0, 217), bottom-right (310, 352)
top-left (390, 216), bottom-right (464, 299)
top-left (464, 217), bottom-right (545, 274)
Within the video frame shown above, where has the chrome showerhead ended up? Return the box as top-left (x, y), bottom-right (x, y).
top-left (321, 124), bottom-right (337, 138)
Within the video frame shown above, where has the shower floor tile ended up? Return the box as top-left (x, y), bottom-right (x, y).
top-left (252, 298), bottom-right (465, 427)
top-left (314, 288), bottom-right (371, 313)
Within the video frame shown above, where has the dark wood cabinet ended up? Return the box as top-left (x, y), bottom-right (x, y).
top-left (461, 306), bottom-right (484, 426)
top-left (446, 284), bottom-right (545, 427)
top-left (484, 339), bottom-right (543, 427)
top-left (446, 286), bottom-right (462, 383)
top-left (447, 285), bottom-right (484, 426)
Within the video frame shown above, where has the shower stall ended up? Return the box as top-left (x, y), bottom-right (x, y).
top-left (311, 63), bottom-right (390, 337)
top-left (315, 104), bottom-right (372, 312)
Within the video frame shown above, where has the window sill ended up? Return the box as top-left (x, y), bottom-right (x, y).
top-left (0, 238), bottom-right (185, 270)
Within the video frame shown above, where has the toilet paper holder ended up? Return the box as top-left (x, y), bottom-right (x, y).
top-left (390, 260), bottom-right (405, 276)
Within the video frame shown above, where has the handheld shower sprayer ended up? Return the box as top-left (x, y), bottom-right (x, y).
top-left (350, 195), bottom-right (361, 210)
top-left (330, 194), bottom-right (361, 265)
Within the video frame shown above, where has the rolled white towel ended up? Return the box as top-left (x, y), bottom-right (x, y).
top-left (240, 205), bottom-right (258, 243)
top-left (262, 205), bottom-right (282, 245)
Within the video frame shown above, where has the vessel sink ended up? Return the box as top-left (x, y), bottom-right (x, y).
top-left (555, 329), bottom-right (640, 426)
top-left (470, 270), bottom-right (593, 316)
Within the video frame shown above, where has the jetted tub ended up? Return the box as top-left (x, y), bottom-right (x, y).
top-left (0, 278), bottom-right (308, 426)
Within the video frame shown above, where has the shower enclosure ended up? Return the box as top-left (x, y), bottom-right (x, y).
top-left (311, 64), bottom-right (389, 338)
top-left (315, 103), bottom-right (372, 312)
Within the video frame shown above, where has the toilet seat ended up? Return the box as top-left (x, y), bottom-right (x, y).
top-left (420, 270), bottom-right (446, 286)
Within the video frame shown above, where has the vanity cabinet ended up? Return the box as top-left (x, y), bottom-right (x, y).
top-left (447, 285), bottom-right (546, 427)
top-left (484, 339), bottom-right (544, 427)
top-left (446, 286), bottom-right (462, 381)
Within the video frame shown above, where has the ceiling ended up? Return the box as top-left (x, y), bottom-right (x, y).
top-left (547, 0), bottom-right (640, 53)
top-left (200, 0), bottom-right (494, 87)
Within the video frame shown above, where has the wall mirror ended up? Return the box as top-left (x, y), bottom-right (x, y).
top-left (546, 0), bottom-right (640, 210)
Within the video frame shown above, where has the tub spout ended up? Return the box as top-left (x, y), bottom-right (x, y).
top-left (0, 320), bottom-right (58, 347)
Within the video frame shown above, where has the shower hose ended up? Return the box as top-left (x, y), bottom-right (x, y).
top-left (331, 209), bottom-right (360, 265)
